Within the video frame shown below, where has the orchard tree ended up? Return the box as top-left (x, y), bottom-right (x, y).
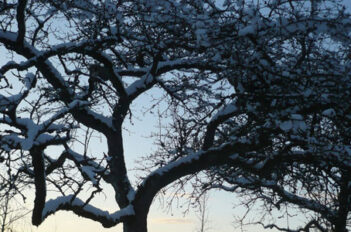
top-left (0, 1), bottom-right (351, 232)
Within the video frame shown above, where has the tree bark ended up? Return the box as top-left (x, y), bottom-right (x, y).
top-left (31, 148), bottom-right (46, 226)
top-left (123, 198), bottom-right (150, 232)
top-left (333, 171), bottom-right (350, 232)
top-left (107, 131), bottom-right (132, 208)
top-left (123, 215), bottom-right (148, 232)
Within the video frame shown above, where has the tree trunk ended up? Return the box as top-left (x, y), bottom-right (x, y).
top-left (334, 171), bottom-right (350, 232)
top-left (123, 186), bottom-right (155, 232)
top-left (31, 148), bottom-right (47, 226)
top-left (123, 214), bottom-right (148, 232)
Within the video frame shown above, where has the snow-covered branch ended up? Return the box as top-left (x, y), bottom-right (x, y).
top-left (41, 195), bottom-right (134, 227)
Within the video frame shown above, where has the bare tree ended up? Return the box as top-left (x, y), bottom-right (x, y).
top-left (0, 1), bottom-right (351, 232)
top-left (194, 192), bottom-right (211, 232)
top-left (0, 167), bottom-right (29, 232)
top-left (0, 192), bottom-right (29, 232)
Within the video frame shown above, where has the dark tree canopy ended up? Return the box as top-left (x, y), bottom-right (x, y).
top-left (0, 0), bottom-right (351, 232)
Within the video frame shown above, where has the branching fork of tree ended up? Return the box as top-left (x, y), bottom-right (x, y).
top-left (0, 0), bottom-right (351, 231)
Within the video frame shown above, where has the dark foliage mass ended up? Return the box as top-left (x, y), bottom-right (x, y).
top-left (0, 0), bottom-right (351, 231)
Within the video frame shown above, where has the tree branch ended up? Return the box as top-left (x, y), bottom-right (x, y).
top-left (16, 0), bottom-right (27, 45)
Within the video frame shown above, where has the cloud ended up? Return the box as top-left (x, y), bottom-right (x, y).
top-left (150, 217), bottom-right (194, 224)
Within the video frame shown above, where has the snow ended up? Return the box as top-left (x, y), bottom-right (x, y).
top-left (254, 160), bottom-right (266, 169)
top-left (211, 184), bottom-right (237, 192)
top-left (234, 177), bottom-right (251, 185)
top-left (261, 180), bottom-right (336, 217)
top-left (290, 114), bottom-right (303, 120)
top-left (211, 101), bottom-right (238, 122)
top-left (345, 146), bottom-right (351, 156)
top-left (42, 195), bottom-right (74, 217)
top-left (1, 144), bottom-right (11, 152)
top-left (44, 59), bottom-right (66, 85)
top-left (0, 30), bottom-right (17, 41)
top-left (85, 109), bottom-right (113, 128)
top-left (279, 120), bottom-right (293, 132)
top-left (16, 118), bottom-right (40, 150)
top-left (126, 73), bottom-right (154, 96)
top-left (282, 71), bottom-right (289, 76)
top-left (195, 28), bottom-right (209, 46)
top-left (81, 166), bottom-right (98, 185)
top-left (150, 150), bottom-right (200, 177)
top-left (0, 93), bottom-right (21, 106)
top-left (279, 118), bottom-right (307, 132)
top-left (238, 25), bottom-right (256, 36)
top-left (127, 189), bottom-right (136, 202)
top-left (65, 147), bottom-right (107, 178)
top-left (12, 100), bottom-right (87, 150)
top-left (36, 134), bottom-right (57, 145)
top-left (24, 73), bottom-right (36, 89)
top-left (1, 3), bottom-right (350, 229)
top-left (0, 99), bottom-right (89, 150)
top-left (297, 121), bottom-right (307, 132)
top-left (303, 89), bottom-right (312, 97)
top-left (110, 205), bottom-right (135, 220)
top-left (42, 195), bottom-right (135, 221)
top-left (145, 142), bottom-right (245, 183)
top-left (322, 108), bottom-right (336, 117)
top-left (0, 31), bottom-right (69, 91)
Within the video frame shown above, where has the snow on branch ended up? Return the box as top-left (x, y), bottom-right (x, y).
top-left (125, 73), bottom-right (154, 97)
top-left (139, 140), bottom-right (255, 194)
top-left (211, 101), bottom-right (238, 122)
top-left (0, 72), bottom-right (36, 113)
top-left (0, 99), bottom-right (90, 153)
top-left (0, 35), bottom-right (125, 76)
top-left (64, 147), bottom-right (109, 185)
top-left (237, 16), bottom-right (351, 40)
top-left (42, 195), bottom-right (134, 227)
top-left (2, 100), bottom-right (86, 151)
top-left (84, 108), bottom-right (113, 129)
top-left (221, 176), bottom-right (337, 220)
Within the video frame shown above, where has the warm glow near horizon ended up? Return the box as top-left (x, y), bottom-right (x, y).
top-left (16, 190), bottom-right (240, 232)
